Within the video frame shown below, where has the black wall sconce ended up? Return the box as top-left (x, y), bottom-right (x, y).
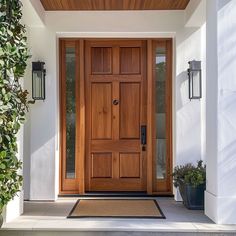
top-left (32, 61), bottom-right (46, 100)
top-left (188, 60), bottom-right (202, 100)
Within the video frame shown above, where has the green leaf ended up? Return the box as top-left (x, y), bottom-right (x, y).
top-left (0, 0), bottom-right (30, 210)
top-left (0, 163), bottom-right (6, 170)
top-left (0, 151), bottom-right (7, 158)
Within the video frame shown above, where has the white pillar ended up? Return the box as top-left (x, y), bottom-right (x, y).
top-left (205, 0), bottom-right (236, 224)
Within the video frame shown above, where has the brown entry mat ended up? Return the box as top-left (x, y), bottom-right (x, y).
top-left (67, 199), bottom-right (165, 218)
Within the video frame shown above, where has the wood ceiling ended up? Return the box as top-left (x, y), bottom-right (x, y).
top-left (40, 0), bottom-right (190, 11)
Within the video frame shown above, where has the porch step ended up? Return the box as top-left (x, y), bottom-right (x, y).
top-left (1, 230), bottom-right (236, 236)
top-left (1, 199), bottom-right (236, 236)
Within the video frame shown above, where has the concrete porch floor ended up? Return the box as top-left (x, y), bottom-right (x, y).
top-left (1, 197), bottom-right (236, 236)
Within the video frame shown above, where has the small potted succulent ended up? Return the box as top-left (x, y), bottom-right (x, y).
top-left (172, 160), bottom-right (206, 210)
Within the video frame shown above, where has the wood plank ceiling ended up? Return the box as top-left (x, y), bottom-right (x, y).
top-left (40, 0), bottom-right (190, 11)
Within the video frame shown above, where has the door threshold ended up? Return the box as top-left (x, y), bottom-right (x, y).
top-left (59, 192), bottom-right (174, 198)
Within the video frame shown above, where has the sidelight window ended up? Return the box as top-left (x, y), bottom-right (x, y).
top-left (65, 47), bottom-right (76, 179)
top-left (155, 47), bottom-right (167, 180)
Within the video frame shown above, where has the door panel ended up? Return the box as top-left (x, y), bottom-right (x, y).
top-left (120, 83), bottom-right (140, 139)
top-left (120, 47), bottom-right (141, 74)
top-left (91, 83), bottom-right (112, 140)
top-left (85, 40), bottom-right (147, 191)
top-left (119, 153), bottom-right (140, 178)
top-left (91, 47), bottom-right (112, 74)
top-left (91, 153), bottom-right (112, 178)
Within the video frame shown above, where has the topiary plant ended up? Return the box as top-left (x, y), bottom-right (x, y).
top-left (0, 0), bottom-right (30, 219)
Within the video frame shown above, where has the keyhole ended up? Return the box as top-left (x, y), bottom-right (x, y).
top-left (113, 99), bottom-right (119, 105)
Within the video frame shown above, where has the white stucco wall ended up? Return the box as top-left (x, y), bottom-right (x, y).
top-left (26, 28), bottom-right (59, 200)
top-left (175, 25), bottom-right (206, 166)
top-left (174, 25), bottom-right (206, 200)
top-left (205, 0), bottom-right (236, 224)
top-left (20, 1), bottom-right (207, 202)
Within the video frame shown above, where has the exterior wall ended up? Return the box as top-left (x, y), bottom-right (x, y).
top-left (26, 28), bottom-right (59, 200)
top-left (205, 0), bottom-right (236, 224)
top-left (174, 25), bottom-right (206, 201)
top-left (175, 25), bottom-right (206, 167)
top-left (20, 2), bottom-right (207, 201)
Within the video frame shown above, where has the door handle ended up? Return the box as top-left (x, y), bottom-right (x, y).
top-left (141, 125), bottom-right (147, 145)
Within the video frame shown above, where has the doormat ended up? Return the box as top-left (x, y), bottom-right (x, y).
top-left (67, 199), bottom-right (165, 218)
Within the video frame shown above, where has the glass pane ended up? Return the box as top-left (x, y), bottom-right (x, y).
top-left (155, 47), bottom-right (167, 180)
top-left (66, 47), bottom-right (76, 179)
top-left (192, 71), bottom-right (201, 97)
top-left (32, 71), bottom-right (43, 99)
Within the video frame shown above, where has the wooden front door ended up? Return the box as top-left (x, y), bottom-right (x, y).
top-left (85, 40), bottom-right (147, 191)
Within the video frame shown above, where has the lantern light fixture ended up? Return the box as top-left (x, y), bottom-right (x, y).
top-left (32, 61), bottom-right (46, 101)
top-left (188, 60), bottom-right (202, 100)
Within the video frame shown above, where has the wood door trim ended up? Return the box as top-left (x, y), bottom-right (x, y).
top-left (147, 39), bottom-right (153, 194)
top-left (59, 38), bottom-right (173, 195)
top-left (59, 39), bottom-right (85, 194)
top-left (151, 39), bottom-right (173, 194)
top-left (78, 39), bottom-right (85, 194)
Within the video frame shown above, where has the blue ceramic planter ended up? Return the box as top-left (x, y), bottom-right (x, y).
top-left (179, 183), bottom-right (206, 210)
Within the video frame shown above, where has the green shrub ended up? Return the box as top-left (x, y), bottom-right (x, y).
top-left (172, 160), bottom-right (206, 188)
top-left (0, 0), bottom-right (30, 212)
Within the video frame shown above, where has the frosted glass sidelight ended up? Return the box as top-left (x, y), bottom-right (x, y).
top-left (65, 47), bottom-right (76, 179)
top-left (155, 47), bottom-right (167, 180)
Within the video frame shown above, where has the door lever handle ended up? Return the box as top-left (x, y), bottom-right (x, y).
top-left (141, 125), bottom-right (147, 145)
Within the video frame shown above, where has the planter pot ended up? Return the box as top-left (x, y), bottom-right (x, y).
top-left (179, 183), bottom-right (206, 210)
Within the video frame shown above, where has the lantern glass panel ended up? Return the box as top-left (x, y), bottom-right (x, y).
top-left (155, 46), bottom-right (167, 180)
top-left (189, 70), bottom-right (201, 99)
top-left (192, 71), bottom-right (201, 98)
top-left (65, 47), bottom-right (76, 179)
top-left (32, 70), bottom-right (44, 100)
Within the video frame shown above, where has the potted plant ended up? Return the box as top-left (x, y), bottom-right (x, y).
top-left (0, 0), bottom-right (30, 227)
top-left (172, 160), bottom-right (206, 210)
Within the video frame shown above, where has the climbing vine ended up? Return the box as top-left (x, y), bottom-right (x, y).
top-left (0, 0), bottom-right (30, 211)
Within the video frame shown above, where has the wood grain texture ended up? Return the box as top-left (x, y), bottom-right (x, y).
top-left (91, 83), bottom-right (112, 139)
top-left (91, 153), bottom-right (113, 178)
top-left (120, 47), bottom-right (140, 74)
top-left (59, 38), bottom-right (172, 195)
top-left (85, 40), bottom-right (147, 191)
top-left (92, 47), bottom-right (112, 74)
top-left (146, 39), bottom-right (153, 194)
top-left (59, 39), bottom-right (80, 193)
top-left (119, 153), bottom-right (140, 178)
top-left (152, 39), bottom-right (173, 194)
top-left (78, 39), bottom-right (85, 194)
top-left (120, 83), bottom-right (140, 139)
top-left (41, 0), bottom-right (190, 10)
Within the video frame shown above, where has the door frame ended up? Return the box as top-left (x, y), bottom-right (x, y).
top-left (59, 38), bottom-right (173, 195)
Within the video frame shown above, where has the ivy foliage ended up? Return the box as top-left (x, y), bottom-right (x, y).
top-left (172, 160), bottom-right (206, 188)
top-left (0, 0), bottom-right (30, 211)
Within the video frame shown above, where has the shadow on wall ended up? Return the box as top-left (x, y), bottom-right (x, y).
top-left (176, 70), bottom-right (202, 165)
top-left (176, 71), bottom-right (188, 111)
top-left (174, 24), bottom-right (205, 168)
top-left (217, 0), bottom-right (236, 223)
